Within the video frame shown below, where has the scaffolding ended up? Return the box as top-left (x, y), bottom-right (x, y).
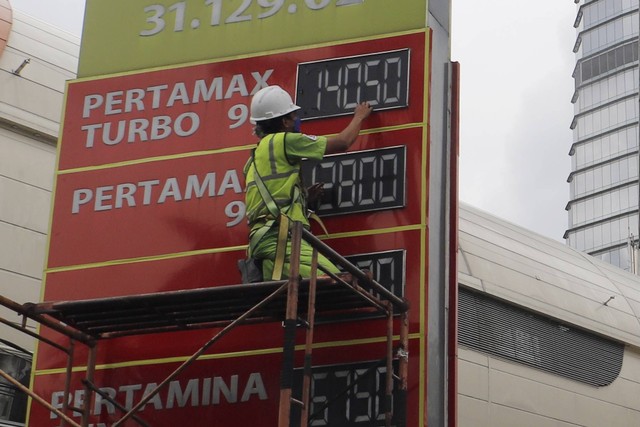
top-left (0, 222), bottom-right (410, 427)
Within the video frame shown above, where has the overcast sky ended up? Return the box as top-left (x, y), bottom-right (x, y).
top-left (9, 0), bottom-right (578, 243)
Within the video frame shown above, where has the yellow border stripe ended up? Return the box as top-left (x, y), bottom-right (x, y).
top-left (45, 224), bottom-right (422, 273)
top-left (419, 28), bottom-right (432, 427)
top-left (57, 145), bottom-right (256, 175)
top-left (71, 29), bottom-right (429, 84)
top-left (35, 334), bottom-right (422, 376)
top-left (45, 245), bottom-right (247, 274)
top-left (56, 123), bottom-right (426, 175)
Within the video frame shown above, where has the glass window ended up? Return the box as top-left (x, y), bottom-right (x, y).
top-left (606, 0), bottom-right (615, 15)
top-left (577, 229), bottom-right (585, 250)
top-left (594, 224), bottom-right (603, 248)
top-left (585, 227), bottom-right (595, 248)
top-left (611, 247), bottom-right (621, 266)
top-left (594, 167), bottom-right (604, 190)
top-left (572, 154), bottom-right (638, 198)
top-left (573, 126), bottom-right (639, 170)
top-left (611, 217), bottom-right (621, 241)
top-left (603, 192), bottom-right (612, 216)
top-left (602, 221), bottom-right (612, 245)
top-left (620, 185), bottom-right (630, 208)
top-left (615, 43), bottom-right (624, 64)
top-left (568, 183), bottom-right (638, 227)
top-left (577, 41), bottom-right (638, 85)
top-left (576, 98), bottom-right (637, 141)
top-left (630, 185), bottom-right (639, 206)
top-left (619, 158), bottom-right (628, 180)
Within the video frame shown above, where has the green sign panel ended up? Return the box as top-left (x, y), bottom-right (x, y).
top-left (79, 0), bottom-right (428, 77)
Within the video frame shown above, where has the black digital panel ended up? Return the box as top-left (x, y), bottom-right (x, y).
top-left (345, 250), bottom-right (405, 299)
top-left (296, 49), bottom-right (410, 120)
top-left (292, 360), bottom-right (405, 427)
top-left (302, 146), bottom-right (406, 216)
top-left (316, 250), bottom-right (405, 324)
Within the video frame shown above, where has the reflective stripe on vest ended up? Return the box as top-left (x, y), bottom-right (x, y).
top-left (245, 133), bottom-right (307, 229)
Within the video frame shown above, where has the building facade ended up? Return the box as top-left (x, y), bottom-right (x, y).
top-left (565, 0), bottom-right (640, 269)
top-left (0, 4), bottom-right (78, 425)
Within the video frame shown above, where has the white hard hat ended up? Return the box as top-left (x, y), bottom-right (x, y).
top-left (250, 85), bottom-right (301, 123)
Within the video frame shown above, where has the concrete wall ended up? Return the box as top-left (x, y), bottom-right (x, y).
top-left (0, 10), bottom-right (78, 352)
top-left (459, 345), bottom-right (640, 426)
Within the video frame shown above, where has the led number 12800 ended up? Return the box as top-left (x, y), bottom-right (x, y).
top-left (302, 146), bottom-right (406, 216)
top-left (141, 0), bottom-right (365, 37)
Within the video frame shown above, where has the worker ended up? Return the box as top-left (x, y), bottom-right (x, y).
top-left (242, 85), bottom-right (373, 281)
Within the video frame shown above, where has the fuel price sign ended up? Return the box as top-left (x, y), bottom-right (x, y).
top-left (33, 0), bottom-right (434, 424)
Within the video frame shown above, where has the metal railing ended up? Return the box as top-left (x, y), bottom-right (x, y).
top-left (0, 221), bottom-right (409, 427)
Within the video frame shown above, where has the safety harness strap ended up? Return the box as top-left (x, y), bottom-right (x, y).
top-left (248, 144), bottom-right (292, 280)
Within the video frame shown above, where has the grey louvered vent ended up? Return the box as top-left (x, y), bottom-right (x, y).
top-left (458, 288), bottom-right (624, 387)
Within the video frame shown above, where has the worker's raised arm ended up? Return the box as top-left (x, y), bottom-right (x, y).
top-left (325, 102), bottom-right (373, 154)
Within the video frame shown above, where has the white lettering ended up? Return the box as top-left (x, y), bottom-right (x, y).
top-left (119, 384), bottom-right (142, 410)
top-left (218, 170), bottom-right (242, 195)
top-left (128, 118), bottom-right (149, 142)
top-left (139, 180), bottom-right (161, 205)
top-left (80, 69), bottom-right (273, 118)
top-left (201, 378), bottom-right (212, 406)
top-left (241, 373), bottom-right (268, 402)
top-left (167, 379), bottom-right (199, 409)
top-left (193, 77), bottom-right (223, 102)
top-left (72, 189), bottom-right (93, 214)
top-left (102, 121), bottom-right (126, 145)
top-left (49, 373), bottom-right (268, 418)
top-left (83, 94), bottom-right (103, 118)
top-left (70, 171), bottom-right (246, 219)
top-left (141, 383), bottom-right (164, 411)
top-left (94, 186), bottom-right (114, 211)
top-left (125, 88), bottom-right (146, 113)
top-left (105, 91), bottom-right (124, 115)
top-left (147, 84), bottom-right (169, 109)
top-left (73, 389), bottom-right (85, 415)
top-left (174, 112), bottom-right (200, 137)
top-left (158, 178), bottom-right (182, 204)
top-left (82, 113), bottom-right (200, 147)
top-left (94, 387), bottom-right (116, 415)
top-left (251, 69), bottom-right (273, 94)
top-left (150, 116), bottom-right (172, 140)
top-left (185, 173), bottom-right (216, 198)
top-left (212, 375), bottom-right (238, 404)
top-left (225, 75), bottom-right (248, 99)
top-left (167, 82), bottom-right (191, 107)
top-left (115, 183), bottom-right (137, 209)
top-left (50, 391), bottom-right (65, 419)
top-left (82, 123), bottom-right (102, 148)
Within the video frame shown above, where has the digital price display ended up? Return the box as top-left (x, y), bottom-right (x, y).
top-left (296, 49), bottom-right (410, 120)
top-left (292, 360), bottom-right (403, 427)
top-left (346, 250), bottom-right (405, 299)
top-left (316, 250), bottom-right (405, 323)
top-left (302, 146), bottom-right (406, 216)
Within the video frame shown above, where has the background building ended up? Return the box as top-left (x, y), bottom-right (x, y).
top-left (565, 0), bottom-right (640, 269)
top-left (459, 203), bottom-right (640, 426)
top-left (0, 5), bottom-right (78, 425)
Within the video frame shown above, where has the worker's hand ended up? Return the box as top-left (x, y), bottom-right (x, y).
top-left (354, 102), bottom-right (373, 121)
top-left (306, 182), bottom-right (325, 210)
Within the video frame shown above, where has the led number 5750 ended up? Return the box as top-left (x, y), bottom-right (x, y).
top-left (141, 0), bottom-right (364, 37)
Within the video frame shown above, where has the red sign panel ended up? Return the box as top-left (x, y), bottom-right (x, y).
top-left (38, 229), bottom-right (424, 371)
top-left (31, 341), bottom-right (421, 427)
top-left (33, 31), bottom-right (430, 426)
top-left (59, 33), bottom-right (425, 171)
